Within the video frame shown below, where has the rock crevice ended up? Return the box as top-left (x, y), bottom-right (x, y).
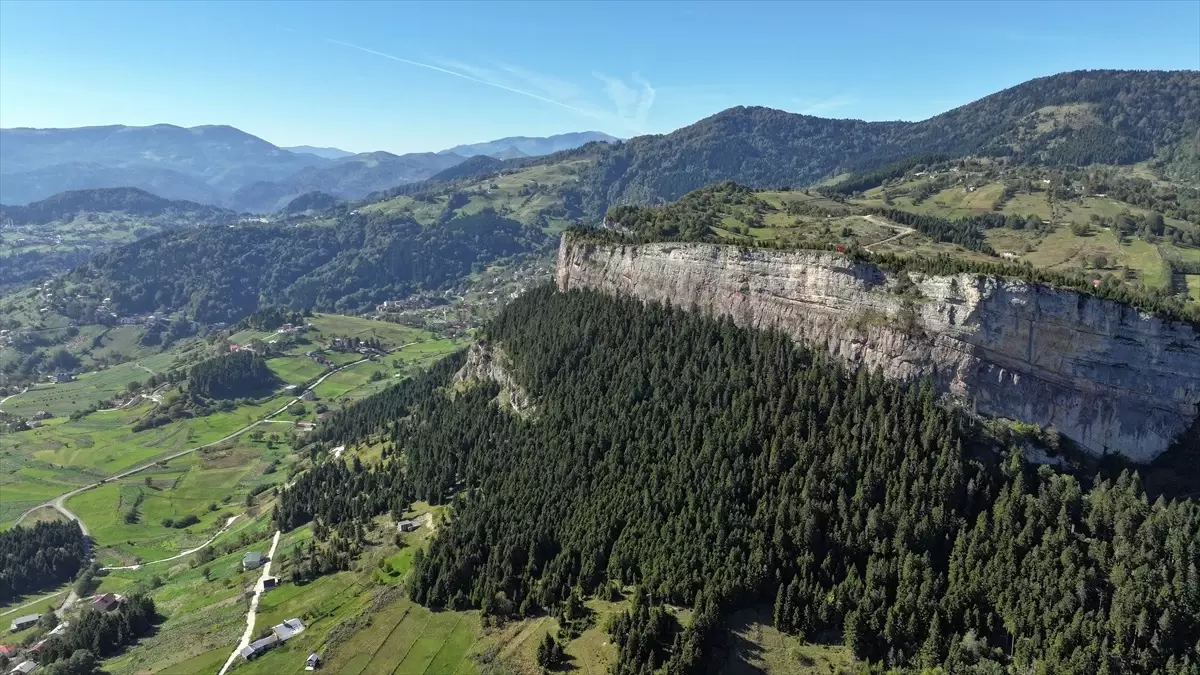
top-left (556, 236), bottom-right (1200, 462)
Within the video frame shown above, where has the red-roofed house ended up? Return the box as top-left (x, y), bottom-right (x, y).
top-left (0, 645), bottom-right (16, 659)
top-left (92, 593), bottom-right (122, 613)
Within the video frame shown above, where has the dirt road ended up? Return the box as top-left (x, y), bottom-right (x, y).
top-left (217, 529), bottom-right (281, 675)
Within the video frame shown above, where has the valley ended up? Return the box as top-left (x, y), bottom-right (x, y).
top-left (0, 66), bottom-right (1198, 675)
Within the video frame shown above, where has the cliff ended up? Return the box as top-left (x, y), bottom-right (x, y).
top-left (556, 236), bottom-right (1200, 462)
top-left (455, 341), bottom-right (533, 415)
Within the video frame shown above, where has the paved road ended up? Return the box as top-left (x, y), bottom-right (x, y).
top-left (218, 529), bottom-right (281, 675)
top-left (12, 352), bottom-right (381, 530)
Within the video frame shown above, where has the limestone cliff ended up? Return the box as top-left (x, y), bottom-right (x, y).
top-left (455, 341), bottom-right (533, 415)
top-left (556, 235), bottom-right (1200, 462)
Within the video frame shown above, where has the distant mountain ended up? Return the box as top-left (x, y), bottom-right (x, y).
top-left (557, 70), bottom-right (1200, 215)
top-left (280, 191), bottom-right (344, 215)
top-left (0, 124), bottom-right (476, 211)
top-left (0, 161), bottom-right (228, 207)
top-left (231, 151), bottom-right (468, 212)
top-left (0, 124), bottom-right (327, 206)
top-left (283, 145), bottom-right (356, 160)
top-left (442, 131), bottom-right (620, 159)
top-left (491, 146), bottom-right (529, 160)
top-left (0, 187), bottom-right (237, 287)
top-left (427, 155), bottom-right (509, 183)
top-left (0, 187), bottom-right (233, 225)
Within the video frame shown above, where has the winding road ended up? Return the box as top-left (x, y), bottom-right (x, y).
top-left (12, 352), bottom-right (383, 530)
top-left (6, 342), bottom-right (415, 629)
top-left (862, 214), bottom-right (915, 250)
top-left (2, 515), bottom-right (243, 619)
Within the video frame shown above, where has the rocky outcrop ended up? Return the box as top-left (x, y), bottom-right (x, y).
top-left (455, 341), bottom-right (533, 415)
top-left (556, 235), bottom-right (1200, 463)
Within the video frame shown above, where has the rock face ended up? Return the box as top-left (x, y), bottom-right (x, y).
top-left (455, 341), bottom-right (533, 415)
top-left (556, 235), bottom-right (1200, 463)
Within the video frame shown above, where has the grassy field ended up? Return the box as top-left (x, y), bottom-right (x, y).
top-left (1187, 275), bottom-right (1200, 301)
top-left (1, 351), bottom-right (181, 418)
top-left (66, 437), bottom-right (297, 565)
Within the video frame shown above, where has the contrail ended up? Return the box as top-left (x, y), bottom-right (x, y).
top-left (324, 38), bottom-right (597, 117)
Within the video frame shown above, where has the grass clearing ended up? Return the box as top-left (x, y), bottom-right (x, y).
top-left (1187, 275), bottom-right (1200, 301)
top-left (1, 352), bottom-right (179, 418)
top-left (713, 607), bottom-right (855, 674)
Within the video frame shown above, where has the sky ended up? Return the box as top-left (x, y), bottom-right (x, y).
top-left (1, 0), bottom-right (1197, 154)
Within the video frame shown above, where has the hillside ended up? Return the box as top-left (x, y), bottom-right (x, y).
top-left (229, 151), bottom-right (467, 213)
top-left (442, 130), bottom-right (620, 158)
top-left (555, 70), bottom-right (1200, 217)
top-left (0, 124), bottom-right (623, 211)
top-left (282, 145), bottom-right (355, 160)
top-left (0, 124), bottom-right (321, 205)
top-left (282, 286), bottom-right (1200, 673)
top-left (65, 208), bottom-right (547, 323)
top-left (0, 188), bottom-right (237, 287)
top-left (0, 187), bottom-right (232, 225)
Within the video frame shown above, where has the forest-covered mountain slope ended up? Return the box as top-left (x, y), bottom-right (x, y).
top-left (64, 207), bottom-right (547, 323)
top-left (544, 70), bottom-right (1200, 217)
top-left (284, 285), bottom-right (1200, 674)
top-left (0, 187), bottom-right (238, 288)
top-left (0, 187), bottom-right (233, 225)
top-left (228, 151), bottom-right (469, 213)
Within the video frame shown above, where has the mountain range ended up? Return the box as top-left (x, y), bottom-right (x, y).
top-left (440, 131), bottom-right (620, 159)
top-left (7, 71), bottom-right (1193, 216)
top-left (0, 126), bottom-right (618, 212)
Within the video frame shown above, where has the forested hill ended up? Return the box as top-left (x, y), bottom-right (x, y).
top-left (66, 208), bottom-right (546, 323)
top-left (0, 187), bottom-right (235, 225)
top-left (542, 70), bottom-right (1199, 217)
top-left (283, 286), bottom-right (1200, 673)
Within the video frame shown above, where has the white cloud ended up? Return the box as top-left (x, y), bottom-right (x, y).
top-left (595, 72), bottom-right (656, 133)
top-left (325, 38), bottom-right (653, 134)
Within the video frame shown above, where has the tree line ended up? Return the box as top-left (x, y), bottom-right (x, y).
top-left (280, 285), bottom-right (1199, 673)
top-left (186, 350), bottom-right (278, 399)
top-left (0, 521), bottom-right (87, 603)
top-left (35, 594), bottom-right (159, 666)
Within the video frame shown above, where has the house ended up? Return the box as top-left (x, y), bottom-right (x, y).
top-left (53, 371), bottom-right (73, 384)
top-left (31, 411), bottom-right (52, 421)
top-left (92, 593), bottom-right (121, 613)
top-left (306, 653), bottom-right (321, 670)
top-left (238, 633), bottom-right (279, 660)
top-left (397, 519), bottom-right (420, 533)
top-left (8, 661), bottom-right (36, 675)
top-left (243, 551), bottom-right (265, 570)
top-left (8, 615), bottom-right (38, 632)
top-left (300, 390), bottom-right (316, 402)
top-left (47, 621), bottom-right (68, 637)
top-left (0, 646), bottom-right (16, 659)
top-left (263, 577), bottom-right (280, 589)
top-left (272, 618), bottom-right (306, 642)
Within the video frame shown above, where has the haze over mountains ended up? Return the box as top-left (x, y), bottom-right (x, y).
top-left (4, 71), bottom-right (1195, 217)
top-left (441, 131), bottom-right (620, 160)
top-left (0, 125), bottom-right (619, 212)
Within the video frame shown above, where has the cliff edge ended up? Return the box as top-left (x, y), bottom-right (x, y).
top-left (556, 235), bottom-right (1200, 462)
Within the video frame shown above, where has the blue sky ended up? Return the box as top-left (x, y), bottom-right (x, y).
top-left (1, 0), bottom-right (1197, 153)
